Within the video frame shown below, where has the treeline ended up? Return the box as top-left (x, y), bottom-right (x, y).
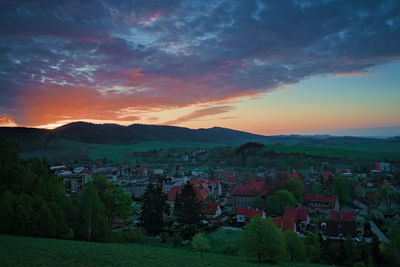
top-left (206, 142), bottom-right (375, 171)
top-left (235, 215), bottom-right (400, 266)
top-left (0, 137), bottom-right (132, 242)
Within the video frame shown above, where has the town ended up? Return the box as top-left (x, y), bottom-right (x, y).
top-left (40, 141), bottom-right (399, 266)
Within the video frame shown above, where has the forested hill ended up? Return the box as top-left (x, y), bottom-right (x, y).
top-left (0, 121), bottom-right (395, 148)
top-left (0, 122), bottom-right (268, 145)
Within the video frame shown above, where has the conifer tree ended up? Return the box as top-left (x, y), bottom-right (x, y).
top-left (173, 182), bottom-right (203, 237)
top-left (141, 183), bottom-right (169, 234)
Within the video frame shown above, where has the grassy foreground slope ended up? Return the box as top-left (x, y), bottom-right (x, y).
top-left (0, 235), bottom-right (329, 267)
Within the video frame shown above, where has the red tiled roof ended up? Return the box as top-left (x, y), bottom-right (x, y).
top-left (167, 186), bottom-right (183, 201)
top-left (330, 210), bottom-right (356, 222)
top-left (168, 185), bottom-right (208, 202)
top-left (270, 216), bottom-right (282, 229)
top-left (283, 207), bottom-right (309, 222)
top-left (203, 202), bottom-right (219, 216)
top-left (283, 208), bottom-right (298, 219)
top-left (304, 194), bottom-right (336, 207)
top-left (376, 162), bottom-right (381, 170)
top-left (282, 217), bottom-right (296, 231)
top-left (194, 187), bottom-right (209, 201)
top-left (296, 207), bottom-right (308, 221)
top-left (189, 178), bottom-right (206, 185)
top-left (288, 173), bottom-right (300, 179)
top-left (231, 180), bottom-right (267, 196)
top-left (236, 207), bottom-right (264, 219)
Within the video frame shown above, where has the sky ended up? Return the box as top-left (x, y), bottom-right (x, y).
top-left (0, 0), bottom-right (400, 136)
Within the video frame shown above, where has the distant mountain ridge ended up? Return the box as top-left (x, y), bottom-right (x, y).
top-left (0, 121), bottom-right (394, 149)
top-left (0, 121), bottom-right (268, 145)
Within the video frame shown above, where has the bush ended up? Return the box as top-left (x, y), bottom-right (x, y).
top-left (222, 244), bottom-right (239, 255)
top-left (171, 232), bottom-right (183, 247)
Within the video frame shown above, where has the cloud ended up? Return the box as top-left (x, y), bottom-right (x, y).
top-left (0, 114), bottom-right (18, 127)
top-left (165, 105), bottom-right (235, 125)
top-left (335, 72), bottom-right (364, 77)
top-left (0, 0), bottom-right (400, 126)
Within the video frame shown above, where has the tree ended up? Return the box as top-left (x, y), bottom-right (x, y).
top-left (171, 232), bottom-right (183, 247)
top-left (378, 185), bottom-right (398, 209)
top-left (334, 177), bottom-right (352, 205)
top-left (343, 234), bottom-right (356, 266)
top-left (79, 183), bottom-right (107, 241)
top-left (266, 190), bottom-right (296, 215)
top-left (173, 182), bottom-right (204, 237)
top-left (239, 216), bottom-right (285, 263)
top-left (312, 182), bottom-right (323, 194)
top-left (204, 194), bottom-right (216, 202)
top-left (0, 190), bottom-right (14, 234)
top-left (35, 201), bottom-right (56, 237)
top-left (141, 183), bottom-right (169, 234)
top-left (0, 138), bottom-right (69, 238)
top-left (283, 231), bottom-right (306, 262)
top-left (192, 232), bottom-right (210, 259)
top-left (92, 174), bottom-right (132, 224)
top-left (305, 233), bottom-right (321, 263)
top-left (284, 178), bottom-right (304, 202)
top-left (251, 195), bottom-right (265, 210)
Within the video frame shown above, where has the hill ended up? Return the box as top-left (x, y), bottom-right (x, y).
top-left (0, 235), bottom-right (329, 267)
top-left (0, 122), bottom-right (268, 145)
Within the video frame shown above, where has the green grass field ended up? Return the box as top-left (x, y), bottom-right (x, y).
top-left (206, 228), bottom-right (241, 254)
top-left (20, 136), bottom-right (400, 163)
top-left (267, 142), bottom-right (400, 160)
top-left (0, 235), bottom-right (332, 267)
top-left (21, 139), bottom-right (220, 163)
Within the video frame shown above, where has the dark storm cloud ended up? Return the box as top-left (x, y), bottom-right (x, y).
top-left (0, 0), bottom-right (399, 125)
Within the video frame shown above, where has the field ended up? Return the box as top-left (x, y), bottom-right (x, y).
top-left (206, 228), bottom-right (241, 254)
top-left (21, 138), bottom-right (220, 163)
top-left (267, 141), bottom-right (400, 161)
top-left (0, 235), bottom-right (331, 267)
top-left (19, 136), bottom-right (400, 163)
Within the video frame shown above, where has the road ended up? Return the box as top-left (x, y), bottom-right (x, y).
top-left (370, 220), bottom-right (390, 243)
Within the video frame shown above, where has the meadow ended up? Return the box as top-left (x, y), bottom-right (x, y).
top-left (0, 235), bottom-right (331, 267)
top-left (20, 135), bottom-right (400, 164)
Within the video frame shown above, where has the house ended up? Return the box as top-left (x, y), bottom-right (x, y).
top-left (288, 172), bottom-right (300, 179)
top-left (326, 210), bottom-right (357, 239)
top-left (283, 206), bottom-right (310, 232)
top-left (167, 182), bottom-right (209, 204)
top-left (236, 207), bottom-right (266, 223)
top-left (167, 186), bottom-right (183, 204)
top-left (221, 176), bottom-right (239, 185)
top-left (282, 217), bottom-right (296, 232)
top-left (207, 179), bottom-right (222, 197)
top-left (269, 215), bottom-right (296, 232)
top-left (230, 180), bottom-right (268, 208)
top-left (376, 162), bottom-right (391, 172)
top-left (304, 194), bottom-right (339, 214)
top-left (203, 202), bottom-right (222, 218)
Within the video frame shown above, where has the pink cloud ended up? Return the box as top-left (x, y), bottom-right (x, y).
top-left (335, 72), bottom-right (364, 77)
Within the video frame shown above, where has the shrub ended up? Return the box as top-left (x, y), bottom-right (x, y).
top-left (171, 232), bottom-right (183, 247)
